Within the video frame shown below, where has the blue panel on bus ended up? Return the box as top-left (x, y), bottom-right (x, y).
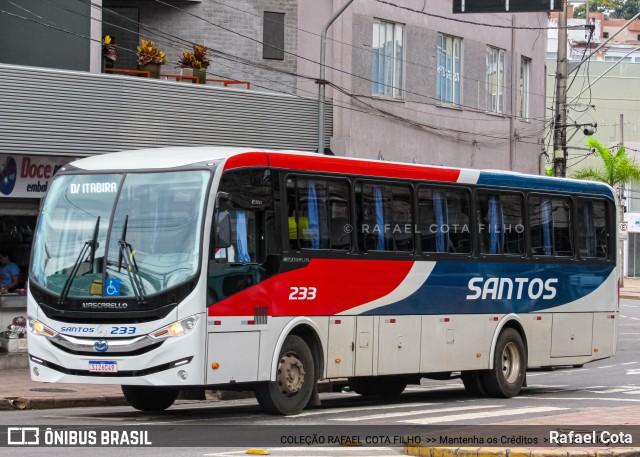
top-left (476, 173), bottom-right (615, 200)
top-left (363, 261), bottom-right (615, 315)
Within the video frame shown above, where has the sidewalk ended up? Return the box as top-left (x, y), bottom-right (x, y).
top-left (620, 277), bottom-right (640, 300)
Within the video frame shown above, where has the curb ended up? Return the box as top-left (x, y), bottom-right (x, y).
top-left (0, 379), bottom-right (341, 410)
top-left (405, 446), bottom-right (640, 457)
top-left (0, 395), bottom-right (129, 410)
top-left (619, 294), bottom-right (640, 300)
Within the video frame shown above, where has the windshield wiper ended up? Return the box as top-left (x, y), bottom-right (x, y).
top-left (117, 215), bottom-right (147, 305)
top-left (58, 216), bottom-right (100, 305)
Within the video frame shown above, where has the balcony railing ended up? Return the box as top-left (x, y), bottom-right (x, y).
top-left (103, 68), bottom-right (250, 89)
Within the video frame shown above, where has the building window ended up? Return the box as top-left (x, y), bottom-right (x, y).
top-left (436, 34), bottom-right (462, 105)
top-left (372, 19), bottom-right (404, 98)
top-left (519, 57), bottom-right (531, 120)
top-left (263, 12), bottom-right (285, 60)
top-left (486, 46), bottom-right (505, 113)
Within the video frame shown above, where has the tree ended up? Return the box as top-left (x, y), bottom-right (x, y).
top-left (572, 137), bottom-right (640, 285)
top-left (573, 0), bottom-right (621, 18)
top-left (572, 137), bottom-right (640, 187)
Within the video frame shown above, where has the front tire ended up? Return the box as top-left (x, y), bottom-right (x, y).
top-left (121, 385), bottom-right (179, 411)
top-left (255, 335), bottom-right (315, 415)
top-left (481, 328), bottom-right (526, 398)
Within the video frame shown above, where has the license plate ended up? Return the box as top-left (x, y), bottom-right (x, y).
top-left (89, 361), bottom-right (118, 373)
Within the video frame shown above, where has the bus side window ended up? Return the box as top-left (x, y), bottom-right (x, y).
top-left (529, 196), bottom-right (573, 257)
top-left (476, 191), bottom-right (524, 256)
top-left (356, 182), bottom-right (413, 253)
top-left (578, 199), bottom-right (609, 259)
top-left (286, 177), bottom-right (351, 251)
top-left (418, 186), bottom-right (471, 254)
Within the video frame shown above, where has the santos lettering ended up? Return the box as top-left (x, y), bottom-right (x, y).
top-left (466, 277), bottom-right (558, 300)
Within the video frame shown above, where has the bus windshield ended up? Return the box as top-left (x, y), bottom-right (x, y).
top-left (30, 170), bottom-right (211, 302)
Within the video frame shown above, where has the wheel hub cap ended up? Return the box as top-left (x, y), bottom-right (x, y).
top-left (277, 353), bottom-right (305, 396)
top-left (502, 342), bottom-right (521, 384)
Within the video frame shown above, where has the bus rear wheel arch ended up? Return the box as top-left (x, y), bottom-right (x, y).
top-left (481, 327), bottom-right (527, 398)
top-left (254, 334), bottom-right (315, 415)
top-left (121, 385), bottom-right (179, 411)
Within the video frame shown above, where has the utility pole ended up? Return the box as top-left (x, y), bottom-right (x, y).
top-left (553, 0), bottom-right (568, 177)
top-left (620, 113), bottom-right (626, 287)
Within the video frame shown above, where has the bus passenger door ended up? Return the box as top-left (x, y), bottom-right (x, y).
top-left (326, 316), bottom-right (355, 378)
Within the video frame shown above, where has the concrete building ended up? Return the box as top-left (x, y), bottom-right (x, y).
top-left (1, 0), bottom-right (549, 174)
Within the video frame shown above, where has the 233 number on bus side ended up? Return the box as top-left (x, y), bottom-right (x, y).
top-left (289, 287), bottom-right (317, 300)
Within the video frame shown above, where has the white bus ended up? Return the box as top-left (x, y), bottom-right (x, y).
top-left (27, 147), bottom-right (618, 415)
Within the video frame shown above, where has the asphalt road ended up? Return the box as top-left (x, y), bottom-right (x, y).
top-left (1, 300), bottom-right (639, 456)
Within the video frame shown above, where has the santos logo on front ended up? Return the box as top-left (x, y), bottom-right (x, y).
top-left (466, 277), bottom-right (558, 300)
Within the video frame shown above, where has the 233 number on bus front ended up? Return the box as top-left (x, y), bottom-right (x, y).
top-left (289, 287), bottom-right (317, 300)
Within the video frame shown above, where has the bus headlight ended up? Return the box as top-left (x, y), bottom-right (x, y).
top-left (152, 315), bottom-right (198, 340)
top-left (28, 317), bottom-right (55, 336)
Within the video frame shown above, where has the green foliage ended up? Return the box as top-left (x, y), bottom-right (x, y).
top-left (544, 165), bottom-right (554, 177)
top-left (573, 0), bottom-right (640, 19)
top-left (571, 137), bottom-right (640, 186)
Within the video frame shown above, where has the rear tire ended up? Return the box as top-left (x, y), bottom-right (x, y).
top-left (481, 328), bottom-right (526, 398)
top-left (461, 371), bottom-right (487, 397)
top-left (121, 385), bottom-right (179, 411)
top-left (254, 335), bottom-right (315, 415)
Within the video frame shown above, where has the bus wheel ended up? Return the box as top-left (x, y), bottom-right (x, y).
top-left (461, 371), bottom-right (487, 397)
top-left (255, 335), bottom-right (315, 415)
top-left (482, 328), bottom-right (526, 398)
top-left (121, 385), bottom-right (179, 411)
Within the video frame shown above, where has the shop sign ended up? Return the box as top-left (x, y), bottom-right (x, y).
top-left (0, 154), bottom-right (73, 198)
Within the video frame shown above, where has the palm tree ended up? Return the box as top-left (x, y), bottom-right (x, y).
top-left (571, 137), bottom-right (640, 285)
top-left (572, 137), bottom-right (640, 186)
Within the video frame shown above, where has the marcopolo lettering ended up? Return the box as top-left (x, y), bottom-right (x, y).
top-left (466, 277), bottom-right (558, 300)
top-left (82, 302), bottom-right (128, 309)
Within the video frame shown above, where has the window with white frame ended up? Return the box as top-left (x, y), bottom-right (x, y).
top-left (372, 19), bottom-right (404, 98)
top-left (519, 57), bottom-right (531, 120)
top-left (436, 34), bottom-right (462, 105)
top-left (486, 46), bottom-right (505, 113)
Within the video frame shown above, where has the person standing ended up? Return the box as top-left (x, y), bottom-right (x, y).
top-left (0, 251), bottom-right (20, 291)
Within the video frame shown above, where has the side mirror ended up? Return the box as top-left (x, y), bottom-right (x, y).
top-left (215, 210), bottom-right (232, 249)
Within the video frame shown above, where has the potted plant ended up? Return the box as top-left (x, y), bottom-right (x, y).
top-left (178, 44), bottom-right (210, 84)
top-left (102, 35), bottom-right (116, 72)
top-left (137, 39), bottom-right (167, 79)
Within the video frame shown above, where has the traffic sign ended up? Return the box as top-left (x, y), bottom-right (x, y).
top-left (453, 0), bottom-right (562, 14)
top-left (620, 222), bottom-right (628, 232)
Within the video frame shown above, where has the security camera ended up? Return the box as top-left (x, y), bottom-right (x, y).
top-left (583, 127), bottom-right (595, 136)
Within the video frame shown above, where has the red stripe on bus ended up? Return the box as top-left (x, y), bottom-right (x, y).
top-left (267, 154), bottom-right (460, 182)
top-left (223, 152), bottom-right (269, 171)
top-left (208, 259), bottom-right (414, 317)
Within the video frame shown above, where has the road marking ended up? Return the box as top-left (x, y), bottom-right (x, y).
top-left (399, 406), bottom-right (567, 425)
top-left (626, 369), bottom-right (640, 375)
top-left (328, 404), bottom-right (502, 422)
top-left (516, 396), bottom-right (640, 402)
top-left (621, 315), bottom-right (640, 321)
top-left (297, 402), bottom-right (439, 417)
top-left (621, 304), bottom-right (638, 308)
top-left (596, 365), bottom-right (617, 369)
top-left (622, 362), bottom-right (639, 365)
